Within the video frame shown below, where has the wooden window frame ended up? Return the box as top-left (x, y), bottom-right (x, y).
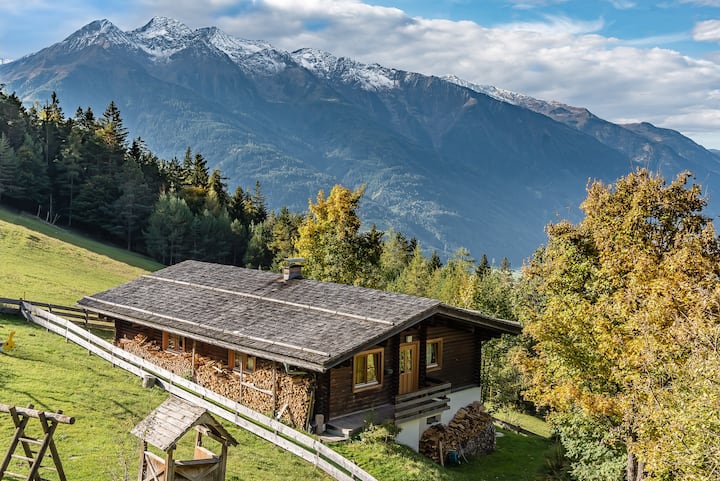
top-left (426, 338), bottom-right (443, 372)
top-left (353, 348), bottom-right (384, 393)
top-left (229, 350), bottom-right (256, 374)
top-left (162, 331), bottom-right (187, 353)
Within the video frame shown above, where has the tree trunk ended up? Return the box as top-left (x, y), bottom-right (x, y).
top-left (627, 452), bottom-right (644, 481)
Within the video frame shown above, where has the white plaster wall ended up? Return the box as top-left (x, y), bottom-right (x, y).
top-left (395, 387), bottom-right (483, 452)
top-left (440, 387), bottom-right (483, 425)
top-left (395, 417), bottom-right (423, 452)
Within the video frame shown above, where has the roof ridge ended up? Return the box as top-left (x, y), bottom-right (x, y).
top-left (143, 273), bottom-right (401, 326)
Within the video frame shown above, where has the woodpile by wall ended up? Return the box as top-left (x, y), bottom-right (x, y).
top-left (119, 335), bottom-right (315, 429)
top-left (418, 402), bottom-right (495, 464)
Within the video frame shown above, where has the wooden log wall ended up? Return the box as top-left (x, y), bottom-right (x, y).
top-left (426, 322), bottom-right (477, 389)
top-left (115, 319), bottom-right (163, 345)
top-left (328, 339), bottom-right (395, 419)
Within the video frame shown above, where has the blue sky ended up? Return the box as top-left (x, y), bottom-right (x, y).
top-left (2, 0), bottom-right (720, 149)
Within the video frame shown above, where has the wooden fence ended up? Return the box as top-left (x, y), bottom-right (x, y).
top-left (0, 297), bottom-right (112, 329)
top-left (17, 302), bottom-right (377, 481)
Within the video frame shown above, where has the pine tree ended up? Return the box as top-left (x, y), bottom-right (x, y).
top-left (208, 169), bottom-right (230, 207)
top-left (475, 253), bottom-right (491, 278)
top-left (145, 193), bottom-right (194, 265)
top-left (112, 159), bottom-right (154, 250)
top-left (0, 133), bottom-right (18, 201)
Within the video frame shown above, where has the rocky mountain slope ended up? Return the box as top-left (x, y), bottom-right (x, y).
top-left (2, 17), bottom-right (718, 264)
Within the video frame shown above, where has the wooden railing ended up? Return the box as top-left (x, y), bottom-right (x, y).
top-left (0, 297), bottom-right (112, 329)
top-left (394, 381), bottom-right (452, 424)
top-left (18, 302), bottom-right (377, 481)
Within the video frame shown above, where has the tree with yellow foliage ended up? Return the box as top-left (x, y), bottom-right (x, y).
top-left (295, 184), bottom-right (383, 286)
top-left (517, 169), bottom-right (720, 480)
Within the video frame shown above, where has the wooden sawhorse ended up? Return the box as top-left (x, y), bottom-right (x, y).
top-left (0, 404), bottom-right (75, 481)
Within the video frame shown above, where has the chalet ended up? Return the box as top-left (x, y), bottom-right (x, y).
top-left (78, 260), bottom-right (520, 451)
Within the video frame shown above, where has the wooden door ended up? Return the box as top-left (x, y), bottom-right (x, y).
top-left (398, 342), bottom-right (419, 395)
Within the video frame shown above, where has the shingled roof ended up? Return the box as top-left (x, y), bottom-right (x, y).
top-left (132, 396), bottom-right (237, 451)
top-left (78, 260), bottom-right (520, 372)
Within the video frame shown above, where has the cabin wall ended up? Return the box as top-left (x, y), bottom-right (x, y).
top-left (426, 323), bottom-right (478, 390)
top-left (114, 319), bottom-right (229, 364)
top-left (328, 338), bottom-right (395, 419)
top-left (115, 319), bottom-right (163, 345)
top-left (114, 318), bottom-right (313, 428)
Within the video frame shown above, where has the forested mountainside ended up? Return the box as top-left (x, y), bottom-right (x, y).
top-left (2, 17), bottom-right (720, 263)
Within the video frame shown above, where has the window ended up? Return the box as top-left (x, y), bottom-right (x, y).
top-left (426, 338), bottom-right (443, 371)
top-left (353, 348), bottom-right (383, 392)
top-left (232, 351), bottom-right (256, 373)
top-left (163, 332), bottom-right (186, 353)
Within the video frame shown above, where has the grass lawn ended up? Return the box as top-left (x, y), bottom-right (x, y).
top-left (0, 207), bottom-right (163, 275)
top-left (0, 214), bottom-right (161, 305)
top-left (490, 408), bottom-right (552, 438)
top-left (0, 314), bottom-right (334, 481)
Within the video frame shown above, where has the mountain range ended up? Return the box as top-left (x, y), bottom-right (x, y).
top-left (2, 17), bottom-right (719, 265)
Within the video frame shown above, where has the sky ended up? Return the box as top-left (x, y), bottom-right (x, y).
top-left (2, 0), bottom-right (720, 149)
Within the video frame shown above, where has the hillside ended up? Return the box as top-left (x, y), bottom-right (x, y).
top-left (5, 17), bottom-right (718, 264)
top-left (0, 212), bottom-right (337, 480)
top-left (0, 212), bottom-right (551, 480)
top-left (0, 208), bottom-right (162, 304)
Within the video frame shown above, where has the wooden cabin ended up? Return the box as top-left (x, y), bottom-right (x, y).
top-left (79, 260), bottom-right (520, 451)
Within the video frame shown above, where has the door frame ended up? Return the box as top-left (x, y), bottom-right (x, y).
top-left (398, 341), bottom-right (420, 395)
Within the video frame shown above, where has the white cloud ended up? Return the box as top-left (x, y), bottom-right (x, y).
top-left (680, 0), bottom-right (720, 6)
top-left (693, 19), bottom-right (720, 42)
top-left (607, 0), bottom-right (636, 9)
top-left (504, 0), bottom-right (568, 9)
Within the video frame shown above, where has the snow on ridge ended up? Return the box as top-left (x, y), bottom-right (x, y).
top-left (291, 48), bottom-right (396, 91)
top-left (239, 48), bottom-right (292, 76)
top-left (131, 17), bottom-right (193, 41)
top-left (201, 27), bottom-right (273, 64)
top-left (128, 17), bottom-right (195, 60)
top-left (291, 48), bottom-right (338, 76)
top-left (443, 74), bottom-right (569, 111)
top-left (59, 19), bottom-right (137, 53)
top-left (58, 16), bottom-right (396, 88)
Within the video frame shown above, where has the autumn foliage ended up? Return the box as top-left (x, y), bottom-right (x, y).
top-left (517, 169), bottom-right (720, 480)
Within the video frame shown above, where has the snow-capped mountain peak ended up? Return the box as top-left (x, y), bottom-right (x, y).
top-left (200, 27), bottom-right (273, 64)
top-left (59, 19), bottom-right (135, 53)
top-left (291, 48), bottom-right (338, 75)
top-left (129, 17), bottom-right (194, 59)
top-left (132, 16), bottom-right (193, 41)
top-left (291, 48), bottom-right (397, 92)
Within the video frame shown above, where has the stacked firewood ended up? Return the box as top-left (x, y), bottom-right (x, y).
top-left (119, 335), bottom-right (314, 428)
top-left (419, 402), bottom-right (496, 464)
top-left (119, 335), bottom-right (193, 376)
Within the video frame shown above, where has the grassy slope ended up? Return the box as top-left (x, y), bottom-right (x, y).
top-left (0, 208), bottom-right (551, 480)
top-left (0, 209), bottom-right (162, 305)
top-left (0, 211), bottom-right (332, 481)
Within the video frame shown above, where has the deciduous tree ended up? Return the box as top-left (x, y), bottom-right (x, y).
top-left (295, 184), bottom-right (382, 286)
top-left (516, 169), bottom-right (720, 480)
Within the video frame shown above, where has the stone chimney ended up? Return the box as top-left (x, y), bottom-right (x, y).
top-left (282, 258), bottom-right (305, 280)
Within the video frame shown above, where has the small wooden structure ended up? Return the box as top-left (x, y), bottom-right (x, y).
top-left (0, 403), bottom-right (74, 481)
top-left (132, 396), bottom-right (237, 481)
